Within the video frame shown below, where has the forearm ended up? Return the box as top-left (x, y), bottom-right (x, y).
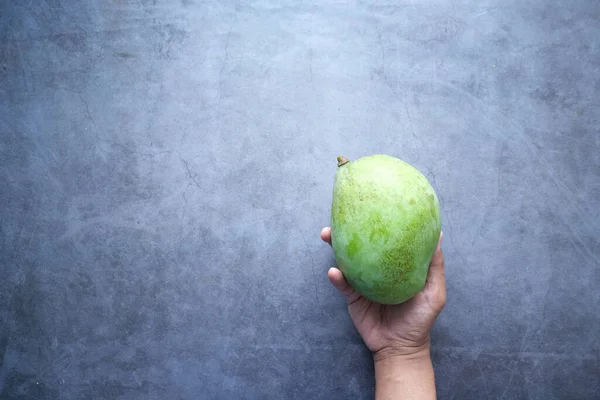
top-left (374, 346), bottom-right (436, 400)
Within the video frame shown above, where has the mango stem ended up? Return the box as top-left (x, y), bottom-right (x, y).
top-left (337, 156), bottom-right (350, 166)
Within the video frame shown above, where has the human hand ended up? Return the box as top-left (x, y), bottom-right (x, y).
top-left (320, 227), bottom-right (446, 362)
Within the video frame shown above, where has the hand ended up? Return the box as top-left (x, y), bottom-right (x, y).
top-left (320, 227), bottom-right (446, 361)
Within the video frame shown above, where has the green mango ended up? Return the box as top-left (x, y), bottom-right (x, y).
top-left (331, 154), bottom-right (441, 304)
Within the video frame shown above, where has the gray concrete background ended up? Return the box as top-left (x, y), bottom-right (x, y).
top-left (1, 1), bottom-right (599, 399)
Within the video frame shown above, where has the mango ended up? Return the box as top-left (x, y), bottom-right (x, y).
top-left (330, 154), bottom-right (441, 304)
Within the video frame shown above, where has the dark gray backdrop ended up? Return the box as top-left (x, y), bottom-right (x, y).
top-left (1, 1), bottom-right (599, 399)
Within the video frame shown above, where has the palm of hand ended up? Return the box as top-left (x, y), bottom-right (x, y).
top-left (321, 227), bottom-right (445, 358)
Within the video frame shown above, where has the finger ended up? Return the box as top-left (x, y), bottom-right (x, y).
top-left (328, 267), bottom-right (361, 304)
top-left (320, 227), bottom-right (332, 246)
top-left (426, 231), bottom-right (445, 288)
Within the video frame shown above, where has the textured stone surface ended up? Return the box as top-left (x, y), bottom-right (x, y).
top-left (1, 1), bottom-right (599, 399)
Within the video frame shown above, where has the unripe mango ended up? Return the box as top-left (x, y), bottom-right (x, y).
top-left (331, 154), bottom-right (441, 304)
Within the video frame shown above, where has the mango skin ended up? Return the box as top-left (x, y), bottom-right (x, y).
top-left (331, 154), bottom-right (441, 304)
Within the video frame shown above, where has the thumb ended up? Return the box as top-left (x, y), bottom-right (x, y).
top-left (424, 232), bottom-right (446, 309)
top-left (426, 232), bottom-right (445, 288)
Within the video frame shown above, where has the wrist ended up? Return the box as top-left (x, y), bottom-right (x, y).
top-left (372, 337), bottom-right (431, 363)
top-left (373, 343), bottom-right (435, 400)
